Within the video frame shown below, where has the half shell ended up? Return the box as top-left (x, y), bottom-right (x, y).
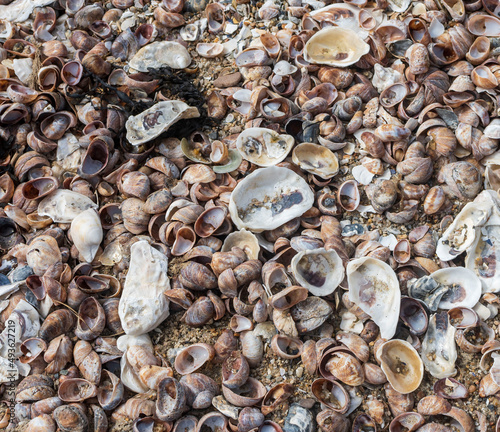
top-left (291, 248), bottom-right (344, 297)
top-left (292, 143), bottom-right (339, 179)
top-left (228, 166), bottom-right (314, 232)
top-left (38, 190), bottom-right (98, 223)
top-left (304, 28), bottom-right (370, 68)
top-left (126, 101), bottom-right (200, 146)
top-left (347, 257), bottom-right (400, 339)
top-left (235, 128), bottom-right (294, 167)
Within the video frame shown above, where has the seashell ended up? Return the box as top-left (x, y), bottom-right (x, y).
top-left (58, 378), bottom-right (97, 402)
top-left (389, 412), bottom-right (424, 432)
top-left (222, 350), bottom-right (250, 389)
top-left (184, 296), bottom-right (215, 327)
top-left (434, 377), bottom-right (469, 399)
top-left (70, 209), bottom-right (103, 263)
top-left (239, 407), bottom-right (264, 432)
top-left (206, 3), bottom-right (225, 33)
top-left (180, 261), bottom-right (217, 290)
top-left (156, 377), bottom-right (186, 422)
top-left (284, 403), bottom-right (314, 432)
top-left (271, 334), bottom-right (303, 359)
top-left (126, 101), bottom-right (200, 146)
top-left (180, 373), bottom-right (218, 409)
top-left (53, 405), bottom-right (88, 432)
top-left (378, 340), bottom-right (423, 394)
top-left (269, 286), bottom-right (308, 310)
top-left (222, 230), bottom-right (260, 260)
top-left (261, 383), bottom-right (294, 416)
top-left (304, 28), bottom-right (370, 67)
top-left (174, 343), bottom-right (215, 375)
top-left (467, 13), bottom-right (500, 36)
top-left (422, 312), bottom-right (457, 378)
top-left (40, 309), bottom-right (75, 342)
top-left (25, 414), bottom-right (56, 432)
top-left (222, 376), bottom-right (267, 407)
top-left (229, 166), bottom-right (314, 233)
top-left (196, 42), bottom-right (223, 58)
top-left (173, 416), bottom-right (199, 432)
top-left (38, 190), bottom-right (98, 223)
top-left (347, 257), bottom-right (400, 339)
top-left (118, 241), bottom-right (170, 335)
top-left (311, 378), bottom-right (349, 413)
top-left (290, 248), bottom-right (343, 296)
top-left (196, 413), bottom-right (228, 432)
top-left (292, 143), bottom-right (339, 179)
top-left (365, 179), bottom-right (398, 214)
top-left (97, 370), bottom-right (124, 410)
top-left (240, 330), bottom-right (264, 367)
top-left (74, 340), bottom-right (101, 384)
top-left (16, 375), bottom-right (55, 402)
top-left (74, 297), bottom-right (105, 340)
top-left (129, 41), bottom-right (191, 72)
top-left (236, 128), bottom-right (294, 167)
top-left (290, 296), bottom-right (332, 334)
top-left (317, 409), bottom-right (350, 432)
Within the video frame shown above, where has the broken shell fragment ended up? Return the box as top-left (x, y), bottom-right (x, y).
top-left (304, 28), bottom-right (370, 68)
top-left (229, 166), bottom-right (314, 232)
top-left (126, 101), bottom-right (200, 146)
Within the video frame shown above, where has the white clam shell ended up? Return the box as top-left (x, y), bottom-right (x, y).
top-left (304, 27), bottom-right (370, 68)
top-left (422, 312), bottom-right (457, 379)
top-left (70, 209), bottom-right (103, 263)
top-left (291, 248), bottom-right (344, 296)
top-left (228, 166), bottom-right (314, 233)
top-left (129, 41), bottom-right (191, 71)
top-left (347, 257), bottom-right (400, 339)
top-left (431, 267), bottom-right (481, 309)
top-left (125, 101), bottom-right (200, 146)
top-left (38, 189), bottom-right (98, 223)
top-left (118, 241), bottom-right (170, 336)
top-left (236, 128), bottom-right (294, 167)
top-left (196, 42), bottom-right (224, 58)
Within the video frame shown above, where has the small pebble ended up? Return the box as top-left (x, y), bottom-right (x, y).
top-left (295, 366), bottom-right (304, 378)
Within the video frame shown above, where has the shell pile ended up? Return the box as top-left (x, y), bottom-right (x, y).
top-left (1, 0), bottom-right (500, 431)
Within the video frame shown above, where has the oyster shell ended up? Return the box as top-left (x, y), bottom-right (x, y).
top-left (437, 190), bottom-right (499, 261)
top-left (465, 221), bottom-right (500, 293)
top-left (126, 101), bottom-right (200, 146)
top-left (129, 41), bottom-right (192, 71)
top-left (118, 241), bottom-right (170, 335)
top-left (38, 190), bottom-right (98, 223)
top-left (0, 0), bottom-right (54, 22)
top-left (290, 248), bottom-right (344, 296)
top-left (228, 166), bottom-right (314, 232)
top-left (235, 128), bottom-right (294, 167)
top-left (408, 267), bottom-right (481, 311)
top-left (347, 257), bottom-right (400, 339)
top-left (70, 209), bottom-right (103, 263)
top-left (304, 28), bottom-right (370, 68)
top-left (422, 312), bottom-right (457, 379)
top-left (292, 143), bottom-right (339, 179)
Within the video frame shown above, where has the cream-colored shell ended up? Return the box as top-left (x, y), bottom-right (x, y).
top-left (0, 0), bottom-right (53, 22)
top-left (38, 190), bottom-right (98, 223)
top-left (347, 257), bottom-right (400, 339)
top-left (126, 101), bottom-right (200, 146)
top-left (304, 28), bottom-right (370, 68)
top-left (292, 143), bottom-right (339, 179)
top-left (129, 41), bottom-right (191, 71)
top-left (221, 229), bottom-right (260, 260)
top-left (117, 334), bottom-right (154, 393)
top-left (229, 166), bottom-right (314, 232)
top-left (291, 248), bottom-right (344, 296)
top-left (236, 128), bottom-right (294, 167)
top-left (70, 209), bottom-right (103, 263)
top-left (118, 241), bottom-right (170, 336)
top-left (378, 340), bottom-right (423, 394)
